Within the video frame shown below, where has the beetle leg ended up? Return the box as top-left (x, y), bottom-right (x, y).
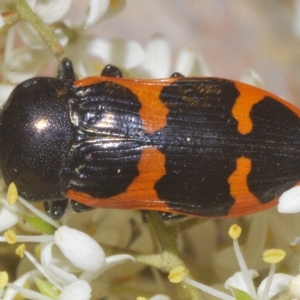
top-left (170, 72), bottom-right (184, 78)
top-left (71, 200), bottom-right (95, 213)
top-left (44, 199), bottom-right (68, 220)
top-left (57, 58), bottom-right (76, 81)
top-left (101, 64), bottom-right (123, 78)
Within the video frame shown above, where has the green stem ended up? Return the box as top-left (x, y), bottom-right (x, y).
top-left (146, 212), bottom-right (202, 300)
top-left (12, 0), bottom-right (66, 60)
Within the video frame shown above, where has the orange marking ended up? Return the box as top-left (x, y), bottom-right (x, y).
top-left (232, 83), bottom-right (268, 134)
top-left (74, 77), bottom-right (172, 134)
top-left (233, 82), bottom-right (300, 135)
top-left (227, 156), bottom-right (277, 217)
top-left (66, 147), bottom-right (169, 211)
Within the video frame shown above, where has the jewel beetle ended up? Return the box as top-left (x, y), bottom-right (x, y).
top-left (0, 58), bottom-right (299, 220)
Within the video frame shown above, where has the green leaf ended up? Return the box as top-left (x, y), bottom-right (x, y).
top-left (34, 277), bottom-right (60, 299)
top-left (230, 287), bottom-right (254, 300)
top-left (21, 214), bottom-right (56, 234)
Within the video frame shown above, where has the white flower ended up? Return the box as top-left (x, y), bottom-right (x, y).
top-left (258, 273), bottom-right (293, 300)
top-left (54, 225), bottom-right (105, 271)
top-left (289, 274), bottom-right (300, 299)
top-left (225, 269), bottom-right (259, 298)
top-left (240, 69), bottom-right (264, 88)
top-left (0, 205), bottom-right (19, 232)
top-left (2, 0), bottom-right (133, 83)
top-left (0, 195), bottom-right (134, 299)
top-left (278, 186), bottom-right (300, 214)
top-left (0, 185), bottom-right (20, 232)
top-left (41, 225), bottom-right (134, 284)
top-left (179, 224), bottom-right (290, 300)
top-left (133, 34), bottom-right (211, 78)
top-left (212, 209), bottom-right (300, 281)
top-left (58, 280), bottom-right (91, 300)
top-left (225, 271), bottom-right (293, 300)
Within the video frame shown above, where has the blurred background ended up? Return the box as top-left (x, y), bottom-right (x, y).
top-left (88, 0), bottom-right (300, 107)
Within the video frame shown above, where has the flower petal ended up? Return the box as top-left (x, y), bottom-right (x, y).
top-left (225, 270), bottom-right (258, 295)
top-left (240, 69), bottom-right (264, 88)
top-left (0, 206), bottom-right (19, 232)
top-left (84, 0), bottom-right (110, 29)
top-left (58, 280), bottom-right (91, 300)
top-left (257, 273), bottom-right (293, 300)
top-left (140, 34), bottom-right (171, 78)
top-left (101, 0), bottom-right (126, 22)
top-left (175, 46), bottom-right (211, 76)
top-left (54, 226), bottom-right (105, 271)
top-left (35, 0), bottom-right (73, 24)
top-left (16, 21), bottom-right (47, 50)
top-left (3, 271), bottom-right (38, 300)
top-left (3, 47), bottom-right (51, 84)
top-left (88, 38), bottom-right (145, 69)
top-left (80, 254), bottom-right (134, 282)
top-left (278, 186), bottom-right (300, 214)
top-left (41, 243), bottom-right (78, 287)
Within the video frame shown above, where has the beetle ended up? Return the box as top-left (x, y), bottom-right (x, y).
top-left (0, 58), bottom-right (299, 220)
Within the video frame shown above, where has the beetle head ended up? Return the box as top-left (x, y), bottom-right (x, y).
top-left (0, 77), bottom-right (73, 201)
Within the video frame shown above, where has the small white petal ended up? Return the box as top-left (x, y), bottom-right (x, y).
top-left (3, 47), bottom-right (51, 84)
top-left (141, 34), bottom-right (171, 78)
top-left (3, 28), bottom-right (16, 61)
top-left (240, 69), bottom-right (264, 88)
top-left (84, 0), bottom-right (110, 29)
top-left (88, 38), bottom-right (145, 69)
top-left (225, 270), bottom-right (258, 295)
top-left (100, 0), bottom-right (126, 21)
top-left (80, 254), bottom-right (134, 282)
top-left (3, 271), bottom-right (37, 300)
top-left (16, 21), bottom-right (47, 50)
top-left (58, 280), bottom-right (91, 300)
top-left (41, 243), bottom-right (78, 287)
top-left (55, 226), bottom-right (105, 271)
top-left (290, 274), bottom-right (300, 299)
top-left (257, 273), bottom-right (293, 300)
top-left (5, 283), bottom-right (52, 300)
top-left (0, 206), bottom-right (19, 231)
top-left (35, 0), bottom-right (72, 24)
top-left (64, 36), bottom-right (94, 77)
top-left (104, 254), bottom-right (134, 267)
top-left (278, 186), bottom-right (300, 214)
top-left (175, 46), bottom-right (211, 76)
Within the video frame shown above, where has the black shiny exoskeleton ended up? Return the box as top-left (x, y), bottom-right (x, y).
top-left (0, 59), bottom-right (97, 219)
top-left (1, 58), bottom-right (300, 220)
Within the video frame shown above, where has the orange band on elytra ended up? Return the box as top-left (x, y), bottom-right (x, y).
top-left (74, 77), bottom-right (172, 133)
top-left (227, 156), bottom-right (277, 217)
top-left (66, 147), bottom-right (168, 211)
top-left (231, 82), bottom-right (266, 134)
top-left (232, 81), bottom-right (300, 135)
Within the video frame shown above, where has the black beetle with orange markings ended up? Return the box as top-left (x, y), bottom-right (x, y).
top-left (0, 58), bottom-right (300, 220)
